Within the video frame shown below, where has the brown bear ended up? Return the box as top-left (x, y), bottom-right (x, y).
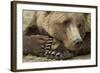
top-left (23, 11), bottom-right (91, 60)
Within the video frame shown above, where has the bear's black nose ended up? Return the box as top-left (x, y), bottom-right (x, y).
top-left (74, 39), bottom-right (82, 46)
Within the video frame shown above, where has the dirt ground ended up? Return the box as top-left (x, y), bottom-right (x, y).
top-left (23, 54), bottom-right (90, 62)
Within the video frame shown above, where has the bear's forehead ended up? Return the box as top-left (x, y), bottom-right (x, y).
top-left (49, 12), bottom-right (85, 24)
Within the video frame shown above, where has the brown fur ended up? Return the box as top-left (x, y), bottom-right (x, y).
top-left (24, 11), bottom-right (91, 59)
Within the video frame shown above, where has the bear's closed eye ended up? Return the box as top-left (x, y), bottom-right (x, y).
top-left (63, 20), bottom-right (71, 25)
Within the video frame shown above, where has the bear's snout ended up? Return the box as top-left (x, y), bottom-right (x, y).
top-left (63, 23), bottom-right (83, 51)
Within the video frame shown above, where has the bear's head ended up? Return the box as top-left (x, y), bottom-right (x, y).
top-left (40, 12), bottom-right (91, 51)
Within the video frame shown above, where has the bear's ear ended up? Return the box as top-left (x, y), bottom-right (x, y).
top-left (23, 11), bottom-right (37, 31)
top-left (24, 11), bottom-right (38, 35)
top-left (24, 25), bottom-right (40, 35)
top-left (84, 13), bottom-right (91, 32)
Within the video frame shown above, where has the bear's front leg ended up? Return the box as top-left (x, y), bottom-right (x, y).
top-left (23, 35), bottom-right (49, 57)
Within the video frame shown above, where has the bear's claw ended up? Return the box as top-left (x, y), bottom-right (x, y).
top-left (43, 49), bottom-right (74, 60)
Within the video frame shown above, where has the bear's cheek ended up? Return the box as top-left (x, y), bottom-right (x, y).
top-left (78, 24), bottom-right (86, 38)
